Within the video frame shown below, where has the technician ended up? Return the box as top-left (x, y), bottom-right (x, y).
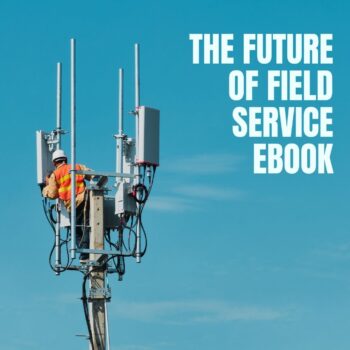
top-left (42, 149), bottom-right (91, 262)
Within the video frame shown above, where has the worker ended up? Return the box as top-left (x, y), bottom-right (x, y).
top-left (42, 149), bottom-right (91, 262)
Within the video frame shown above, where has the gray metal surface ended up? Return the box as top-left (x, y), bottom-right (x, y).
top-left (137, 106), bottom-right (160, 166)
top-left (55, 62), bottom-right (62, 273)
top-left (60, 197), bottom-right (120, 229)
top-left (56, 62), bottom-right (62, 147)
top-left (75, 170), bottom-right (134, 178)
top-left (88, 286), bottom-right (111, 300)
top-left (104, 196), bottom-right (121, 228)
top-left (134, 44), bottom-right (141, 263)
top-left (70, 38), bottom-right (77, 259)
top-left (36, 131), bottom-right (55, 184)
top-left (115, 182), bottom-right (136, 215)
top-left (116, 68), bottom-right (124, 183)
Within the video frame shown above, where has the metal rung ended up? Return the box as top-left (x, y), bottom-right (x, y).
top-left (77, 248), bottom-right (133, 256)
top-left (75, 170), bottom-right (134, 178)
top-left (88, 287), bottom-right (112, 301)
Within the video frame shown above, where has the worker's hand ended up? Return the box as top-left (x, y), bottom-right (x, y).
top-left (45, 175), bottom-right (50, 185)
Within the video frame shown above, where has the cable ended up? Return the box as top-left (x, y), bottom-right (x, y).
top-left (48, 228), bottom-right (73, 273)
top-left (129, 165), bottom-right (156, 258)
top-left (116, 255), bottom-right (125, 279)
top-left (81, 255), bottom-right (121, 349)
top-left (132, 183), bottom-right (149, 204)
top-left (42, 197), bottom-right (55, 232)
top-left (42, 196), bottom-right (73, 273)
top-left (49, 204), bottom-right (57, 224)
top-left (42, 197), bottom-right (61, 273)
top-left (82, 273), bottom-right (95, 350)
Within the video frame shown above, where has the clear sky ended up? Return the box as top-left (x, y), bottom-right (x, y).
top-left (1, 0), bottom-right (350, 349)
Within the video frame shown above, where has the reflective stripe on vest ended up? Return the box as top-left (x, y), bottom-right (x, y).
top-left (54, 164), bottom-right (85, 201)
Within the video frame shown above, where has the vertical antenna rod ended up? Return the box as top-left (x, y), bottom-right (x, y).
top-left (134, 43), bottom-right (141, 263)
top-left (119, 68), bottom-right (124, 136)
top-left (135, 43), bottom-right (140, 108)
top-left (116, 68), bottom-right (124, 181)
top-left (70, 38), bottom-right (77, 259)
top-left (134, 43), bottom-right (140, 164)
top-left (105, 297), bottom-right (111, 350)
top-left (55, 62), bottom-right (62, 271)
top-left (56, 62), bottom-right (62, 148)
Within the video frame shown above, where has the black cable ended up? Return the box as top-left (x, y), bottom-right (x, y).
top-left (49, 204), bottom-right (57, 224)
top-left (136, 165), bottom-right (156, 257)
top-left (47, 203), bottom-right (73, 272)
top-left (105, 230), bottom-right (119, 251)
top-left (42, 198), bottom-right (55, 232)
top-left (48, 228), bottom-right (73, 273)
top-left (82, 273), bottom-right (95, 350)
top-left (127, 226), bottom-right (137, 252)
top-left (105, 230), bottom-right (122, 275)
top-left (42, 197), bottom-right (61, 273)
top-left (42, 196), bottom-right (73, 273)
top-left (81, 254), bottom-right (123, 349)
top-left (133, 183), bottom-right (149, 204)
top-left (140, 221), bottom-right (148, 256)
top-left (59, 228), bottom-right (73, 272)
top-left (116, 255), bottom-right (125, 279)
top-left (109, 243), bottom-right (119, 272)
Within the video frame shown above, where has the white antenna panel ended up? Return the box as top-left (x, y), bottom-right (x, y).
top-left (137, 106), bottom-right (160, 166)
top-left (36, 130), bottom-right (55, 184)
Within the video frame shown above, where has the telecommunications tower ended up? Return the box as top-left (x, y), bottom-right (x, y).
top-left (36, 39), bottom-right (160, 350)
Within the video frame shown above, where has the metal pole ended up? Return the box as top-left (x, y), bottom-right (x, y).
top-left (55, 202), bottom-right (61, 273)
top-left (56, 62), bottom-right (62, 148)
top-left (105, 287), bottom-right (111, 350)
top-left (89, 190), bottom-right (106, 349)
top-left (70, 38), bottom-right (77, 259)
top-left (134, 43), bottom-right (141, 263)
top-left (119, 68), bottom-right (124, 136)
top-left (134, 43), bottom-right (140, 164)
top-left (55, 62), bottom-right (62, 273)
top-left (116, 68), bottom-right (124, 183)
top-left (135, 43), bottom-right (140, 109)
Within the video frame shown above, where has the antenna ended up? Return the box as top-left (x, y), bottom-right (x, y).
top-left (134, 43), bottom-right (140, 164)
top-left (55, 62), bottom-right (62, 272)
top-left (134, 43), bottom-right (142, 263)
top-left (116, 68), bottom-right (124, 182)
top-left (70, 38), bottom-right (77, 259)
top-left (134, 43), bottom-right (140, 108)
top-left (56, 62), bottom-right (62, 149)
top-left (119, 68), bottom-right (124, 136)
top-left (36, 39), bottom-right (160, 350)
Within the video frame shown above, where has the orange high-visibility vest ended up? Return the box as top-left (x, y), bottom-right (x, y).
top-left (54, 164), bottom-right (85, 201)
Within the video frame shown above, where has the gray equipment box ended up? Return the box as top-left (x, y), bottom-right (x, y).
top-left (115, 182), bottom-right (136, 215)
top-left (104, 196), bottom-right (121, 229)
top-left (60, 196), bottom-right (120, 229)
top-left (137, 106), bottom-right (160, 166)
top-left (36, 130), bottom-right (55, 184)
top-left (59, 203), bottom-right (71, 228)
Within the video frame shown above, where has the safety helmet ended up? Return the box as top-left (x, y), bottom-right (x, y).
top-left (52, 149), bottom-right (67, 162)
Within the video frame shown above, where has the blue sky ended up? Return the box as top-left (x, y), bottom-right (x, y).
top-left (1, 0), bottom-right (350, 349)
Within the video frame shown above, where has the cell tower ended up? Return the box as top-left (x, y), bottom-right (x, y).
top-left (36, 39), bottom-right (160, 350)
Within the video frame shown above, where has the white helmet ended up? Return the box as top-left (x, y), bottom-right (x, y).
top-left (52, 149), bottom-right (67, 162)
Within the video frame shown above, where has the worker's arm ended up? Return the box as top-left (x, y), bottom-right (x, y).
top-left (80, 164), bottom-right (94, 181)
top-left (42, 172), bottom-right (59, 199)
